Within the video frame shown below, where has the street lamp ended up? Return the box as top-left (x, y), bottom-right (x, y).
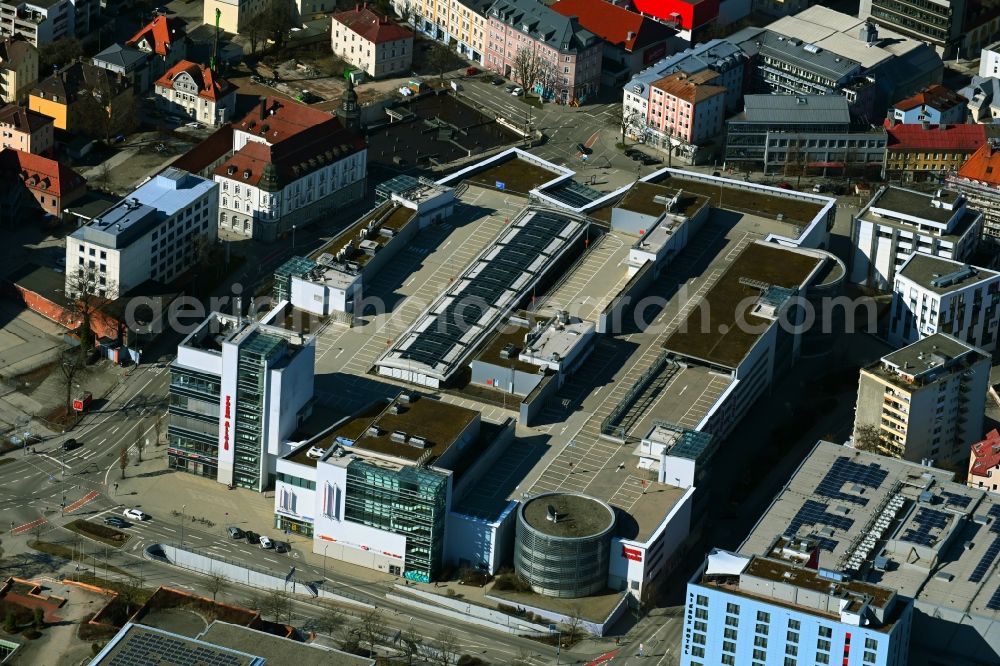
top-left (322, 542), bottom-right (331, 582)
top-left (181, 504), bottom-right (186, 547)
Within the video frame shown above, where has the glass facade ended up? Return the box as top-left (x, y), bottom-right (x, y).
top-left (344, 460), bottom-right (448, 583)
top-left (168, 366), bottom-right (221, 478)
top-left (233, 332), bottom-right (286, 491)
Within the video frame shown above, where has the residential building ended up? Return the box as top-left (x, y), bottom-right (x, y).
top-left (485, 0), bottom-right (604, 104)
top-left (731, 6), bottom-right (943, 123)
top-left (214, 97), bottom-right (366, 242)
top-left (631, 0), bottom-right (721, 41)
top-left (401, 0), bottom-right (491, 64)
top-left (0, 104), bottom-right (52, 155)
top-left (968, 428), bottom-right (1000, 493)
top-left (644, 69), bottom-right (725, 162)
top-left (168, 310), bottom-right (315, 492)
top-left (126, 15), bottom-right (187, 80)
top-left (154, 60), bottom-right (236, 126)
top-left (961, 75), bottom-right (1000, 124)
top-left (683, 538), bottom-right (911, 666)
top-left (849, 186), bottom-right (982, 290)
top-left (859, 0), bottom-right (1000, 60)
top-left (91, 43), bottom-right (151, 93)
top-left (331, 6), bottom-right (413, 79)
top-left (883, 121), bottom-right (987, 183)
top-left (203, 0), bottom-right (267, 35)
top-left (550, 0), bottom-right (679, 87)
top-left (889, 253), bottom-right (1000, 353)
top-left (65, 168), bottom-right (218, 297)
top-left (982, 40), bottom-right (1000, 77)
top-left (0, 35), bottom-right (37, 103)
top-left (889, 84), bottom-right (967, 125)
top-left (725, 95), bottom-right (886, 177)
top-left (623, 39), bottom-right (746, 146)
top-left (853, 333), bottom-right (989, 466)
top-left (948, 139), bottom-right (1000, 243)
top-left (688, 440), bottom-right (1000, 666)
top-left (0, 147), bottom-right (83, 218)
top-left (0, 0), bottom-right (98, 47)
top-left (28, 60), bottom-right (132, 134)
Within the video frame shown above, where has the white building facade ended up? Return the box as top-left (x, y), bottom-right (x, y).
top-left (331, 6), bottom-right (414, 79)
top-left (154, 60), bottom-right (236, 126)
top-left (64, 168), bottom-right (218, 297)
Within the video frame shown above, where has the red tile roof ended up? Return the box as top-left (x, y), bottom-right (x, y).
top-left (156, 60), bottom-right (235, 101)
top-left (884, 120), bottom-right (987, 152)
top-left (550, 0), bottom-right (675, 52)
top-left (893, 85), bottom-right (967, 113)
top-left (333, 6), bottom-right (413, 44)
top-left (0, 148), bottom-right (84, 197)
top-left (956, 141), bottom-right (1000, 185)
top-left (235, 97), bottom-right (337, 145)
top-left (127, 15), bottom-right (185, 57)
top-left (970, 428), bottom-right (1000, 477)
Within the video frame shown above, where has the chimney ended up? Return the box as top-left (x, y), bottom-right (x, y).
top-left (259, 96), bottom-right (267, 121)
top-left (626, 31), bottom-right (635, 41)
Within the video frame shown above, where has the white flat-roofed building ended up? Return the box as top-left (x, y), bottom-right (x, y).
top-left (64, 168), bottom-right (218, 298)
top-left (889, 253), bottom-right (1000, 352)
top-left (849, 186), bottom-right (982, 291)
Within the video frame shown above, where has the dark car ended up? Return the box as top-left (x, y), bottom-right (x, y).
top-left (466, 66), bottom-right (479, 76)
top-left (641, 156), bottom-right (662, 166)
top-left (630, 152), bottom-right (646, 161)
top-left (104, 516), bottom-right (129, 528)
top-left (624, 148), bottom-right (641, 158)
top-left (776, 181), bottom-right (795, 190)
top-left (491, 76), bottom-right (504, 85)
top-left (576, 143), bottom-right (592, 155)
top-left (712, 171), bottom-right (721, 177)
top-left (227, 526), bottom-right (245, 540)
top-left (244, 531), bottom-right (260, 545)
top-left (275, 541), bottom-right (290, 554)
top-left (62, 438), bottom-right (80, 451)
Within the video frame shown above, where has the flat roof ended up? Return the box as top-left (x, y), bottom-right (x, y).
top-left (866, 186), bottom-right (964, 225)
top-left (739, 441), bottom-right (1000, 625)
top-left (473, 313), bottom-right (550, 374)
top-left (742, 94), bottom-right (851, 125)
top-left (199, 621), bottom-right (374, 665)
top-left (663, 242), bottom-right (823, 369)
top-left (521, 493), bottom-right (615, 538)
top-left (460, 155), bottom-right (561, 193)
top-left (897, 253), bottom-right (999, 294)
top-left (868, 333), bottom-right (989, 390)
top-left (92, 624), bottom-right (257, 666)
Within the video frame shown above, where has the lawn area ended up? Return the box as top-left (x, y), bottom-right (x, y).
top-left (66, 520), bottom-right (130, 549)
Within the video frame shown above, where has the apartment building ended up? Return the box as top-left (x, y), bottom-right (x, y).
top-left (983, 40), bottom-right (1000, 77)
top-left (154, 60), bottom-right (236, 126)
top-left (0, 0), bottom-right (98, 47)
top-left (948, 139), bottom-right (1000, 243)
top-left (0, 35), bottom-right (36, 103)
top-left (883, 121), bottom-right (986, 183)
top-left (401, 0), bottom-right (491, 64)
top-left (645, 69), bottom-right (725, 160)
top-left (331, 6), bottom-right (413, 79)
top-left (203, 0), bottom-right (266, 35)
top-left (550, 0), bottom-right (679, 87)
top-left (731, 6), bottom-right (943, 122)
top-left (169, 311), bottom-right (315, 492)
top-left (64, 168), bottom-right (218, 297)
top-left (127, 15), bottom-right (187, 80)
top-left (961, 75), bottom-right (1000, 124)
top-left (214, 97), bottom-right (366, 242)
top-left (889, 84), bottom-right (968, 125)
top-left (0, 147), bottom-right (83, 218)
top-left (849, 186), bottom-right (982, 290)
top-left (969, 429), bottom-right (1000, 493)
top-left (860, 0), bottom-right (1000, 60)
top-left (485, 0), bottom-right (603, 104)
top-left (853, 333), bottom-right (989, 466)
top-left (28, 60), bottom-right (131, 133)
top-left (0, 104), bottom-right (52, 155)
top-left (725, 95), bottom-right (886, 177)
top-left (889, 253), bottom-right (1000, 353)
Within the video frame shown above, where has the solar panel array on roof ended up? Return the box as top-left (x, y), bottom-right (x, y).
top-left (109, 631), bottom-right (251, 666)
top-left (544, 180), bottom-right (604, 208)
top-left (901, 507), bottom-right (950, 547)
top-left (398, 211), bottom-right (572, 368)
top-left (987, 584), bottom-right (1000, 611)
top-left (815, 457), bottom-right (889, 507)
top-left (970, 504), bottom-right (1000, 582)
top-left (783, 499), bottom-right (854, 552)
top-left (940, 491), bottom-right (972, 509)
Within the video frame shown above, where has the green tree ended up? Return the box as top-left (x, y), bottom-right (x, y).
top-left (39, 37), bottom-right (82, 71)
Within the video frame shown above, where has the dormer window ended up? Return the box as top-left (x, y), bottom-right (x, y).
top-left (227, 165), bottom-right (236, 175)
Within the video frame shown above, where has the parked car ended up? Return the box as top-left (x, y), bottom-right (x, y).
top-left (466, 66), bottom-right (479, 76)
top-left (491, 76), bottom-right (504, 85)
top-left (123, 508), bottom-right (148, 521)
top-left (259, 536), bottom-right (274, 549)
top-left (630, 152), bottom-right (646, 161)
top-left (624, 148), bottom-right (642, 158)
top-left (244, 530), bottom-right (260, 545)
top-left (712, 171), bottom-right (721, 177)
top-left (511, 87), bottom-right (523, 96)
top-left (775, 181), bottom-right (794, 190)
top-left (62, 438), bottom-right (80, 451)
top-left (577, 142), bottom-right (592, 155)
top-left (275, 541), bottom-right (289, 554)
top-left (641, 156), bottom-right (662, 166)
top-left (104, 516), bottom-right (129, 528)
top-left (812, 183), bottom-right (827, 193)
top-left (227, 526), bottom-right (245, 540)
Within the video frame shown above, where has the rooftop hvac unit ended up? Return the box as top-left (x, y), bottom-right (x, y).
top-left (500, 343), bottom-right (519, 359)
top-left (388, 403), bottom-right (404, 415)
top-left (366, 426), bottom-right (382, 437)
top-left (398, 392), bottom-right (416, 403)
top-left (390, 431), bottom-right (407, 443)
top-left (408, 435), bottom-right (428, 449)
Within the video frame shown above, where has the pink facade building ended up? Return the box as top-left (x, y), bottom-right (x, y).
top-left (485, 0), bottom-right (603, 104)
top-left (645, 69), bottom-right (726, 149)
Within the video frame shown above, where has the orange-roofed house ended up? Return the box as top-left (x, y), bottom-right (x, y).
top-left (890, 84), bottom-right (968, 126)
top-left (154, 60), bottom-right (237, 126)
top-left (969, 429), bottom-right (1000, 493)
top-left (948, 139), bottom-right (1000, 243)
top-left (646, 69), bottom-right (725, 157)
top-left (882, 120), bottom-right (987, 183)
top-left (214, 97), bottom-right (366, 242)
top-left (127, 15), bottom-right (188, 79)
top-left (332, 6), bottom-right (413, 79)
top-left (550, 0), bottom-right (681, 86)
top-left (0, 148), bottom-right (85, 221)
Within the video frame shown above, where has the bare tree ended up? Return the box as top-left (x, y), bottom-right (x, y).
top-left (57, 352), bottom-right (86, 417)
top-left (134, 426), bottom-right (145, 464)
top-left (427, 627), bottom-right (460, 666)
top-left (263, 589), bottom-right (291, 623)
top-left (76, 70), bottom-right (137, 141)
top-left (610, 106), bottom-right (643, 146)
top-left (118, 576), bottom-right (145, 619)
top-left (358, 609), bottom-right (384, 657)
top-left (512, 646), bottom-right (534, 666)
top-left (425, 44), bottom-right (452, 82)
top-left (62, 265), bottom-right (118, 365)
top-left (206, 572), bottom-right (228, 601)
top-left (854, 423), bottom-right (883, 453)
top-left (118, 445), bottom-right (129, 479)
top-left (565, 604), bottom-right (585, 644)
top-left (314, 605), bottom-right (344, 636)
top-left (512, 46), bottom-right (542, 97)
top-left (399, 625), bottom-right (423, 665)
